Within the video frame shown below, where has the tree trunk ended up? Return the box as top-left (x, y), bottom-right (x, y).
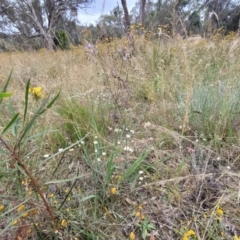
top-left (140, 0), bottom-right (146, 26)
top-left (28, 2), bottom-right (55, 50)
top-left (121, 0), bottom-right (130, 31)
top-left (43, 33), bottom-right (55, 51)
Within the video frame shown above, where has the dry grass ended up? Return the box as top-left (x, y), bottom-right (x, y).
top-left (0, 34), bottom-right (240, 240)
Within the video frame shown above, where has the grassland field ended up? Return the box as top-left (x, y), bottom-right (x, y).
top-left (0, 34), bottom-right (240, 240)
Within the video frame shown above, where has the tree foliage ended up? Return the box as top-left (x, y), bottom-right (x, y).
top-left (54, 30), bottom-right (69, 50)
top-left (0, 0), bottom-right (93, 50)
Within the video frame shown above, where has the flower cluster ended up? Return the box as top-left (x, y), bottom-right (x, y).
top-left (29, 86), bottom-right (43, 99)
top-left (135, 205), bottom-right (145, 220)
top-left (110, 187), bottom-right (117, 195)
top-left (215, 205), bottom-right (224, 222)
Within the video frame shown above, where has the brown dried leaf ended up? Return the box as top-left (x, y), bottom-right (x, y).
top-left (125, 197), bottom-right (138, 206)
top-left (149, 233), bottom-right (155, 240)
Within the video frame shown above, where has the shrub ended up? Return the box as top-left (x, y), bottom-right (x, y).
top-left (54, 30), bottom-right (70, 50)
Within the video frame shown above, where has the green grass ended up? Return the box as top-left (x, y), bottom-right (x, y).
top-left (0, 34), bottom-right (240, 240)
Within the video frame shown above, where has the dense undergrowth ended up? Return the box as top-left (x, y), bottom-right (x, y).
top-left (0, 32), bottom-right (240, 240)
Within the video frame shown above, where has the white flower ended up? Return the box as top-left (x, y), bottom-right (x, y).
top-left (95, 149), bottom-right (98, 153)
top-left (43, 154), bottom-right (50, 158)
top-left (58, 148), bottom-right (64, 152)
top-left (126, 134), bottom-right (131, 138)
top-left (69, 148), bottom-right (74, 152)
top-left (123, 146), bottom-right (134, 153)
top-left (80, 141), bottom-right (85, 144)
top-left (102, 152), bottom-right (106, 156)
top-left (97, 158), bottom-right (101, 162)
top-left (139, 170), bottom-right (144, 175)
top-left (139, 177), bottom-right (144, 181)
top-left (130, 130), bottom-right (135, 134)
top-left (93, 141), bottom-right (98, 145)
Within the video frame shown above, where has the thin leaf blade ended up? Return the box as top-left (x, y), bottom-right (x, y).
top-left (1, 113), bottom-right (19, 135)
top-left (23, 79), bottom-right (31, 125)
top-left (0, 92), bottom-right (14, 98)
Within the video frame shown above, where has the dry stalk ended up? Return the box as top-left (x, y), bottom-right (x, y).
top-left (0, 136), bottom-right (57, 229)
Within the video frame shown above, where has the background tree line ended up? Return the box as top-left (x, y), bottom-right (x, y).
top-left (0, 0), bottom-right (240, 51)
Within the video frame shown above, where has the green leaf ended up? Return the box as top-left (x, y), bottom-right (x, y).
top-left (0, 92), bottom-right (13, 98)
top-left (120, 150), bottom-right (150, 182)
top-left (142, 229), bottom-right (148, 239)
top-left (16, 95), bottom-right (50, 146)
top-left (45, 174), bottom-right (89, 184)
top-left (39, 90), bottom-right (61, 115)
top-left (147, 223), bottom-right (156, 230)
top-left (0, 69), bottom-right (13, 103)
top-left (1, 113), bottom-right (19, 135)
top-left (78, 195), bottom-right (96, 202)
top-left (23, 79), bottom-right (30, 125)
top-left (16, 91), bottom-right (60, 147)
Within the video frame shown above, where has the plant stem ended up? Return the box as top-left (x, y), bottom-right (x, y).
top-left (0, 136), bottom-right (57, 229)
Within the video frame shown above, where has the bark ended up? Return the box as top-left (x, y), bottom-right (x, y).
top-left (121, 0), bottom-right (130, 31)
top-left (27, 2), bottom-right (55, 50)
top-left (140, 0), bottom-right (146, 26)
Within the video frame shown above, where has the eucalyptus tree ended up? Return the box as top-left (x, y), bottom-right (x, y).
top-left (97, 6), bottom-right (124, 39)
top-left (121, 0), bottom-right (131, 30)
top-left (0, 0), bottom-right (94, 50)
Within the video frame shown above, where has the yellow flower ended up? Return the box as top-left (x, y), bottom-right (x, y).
top-left (182, 229), bottom-right (196, 240)
top-left (49, 193), bottom-right (54, 198)
top-left (135, 211), bottom-right (141, 217)
top-left (110, 187), bottom-right (117, 195)
top-left (216, 205), bottom-right (224, 216)
top-left (22, 212), bottom-right (28, 217)
top-left (61, 219), bottom-right (67, 227)
top-left (12, 219), bottom-right (18, 225)
top-left (17, 204), bottom-right (25, 212)
top-left (234, 236), bottom-right (240, 240)
top-left (129, 231), bottom-right (136, 240)
top-left (0, 205), bottom-right (4, 212)
top-left (29, 86), bottom-right (43, 99)
top-left (138, 205), bottom-right (143, 210)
